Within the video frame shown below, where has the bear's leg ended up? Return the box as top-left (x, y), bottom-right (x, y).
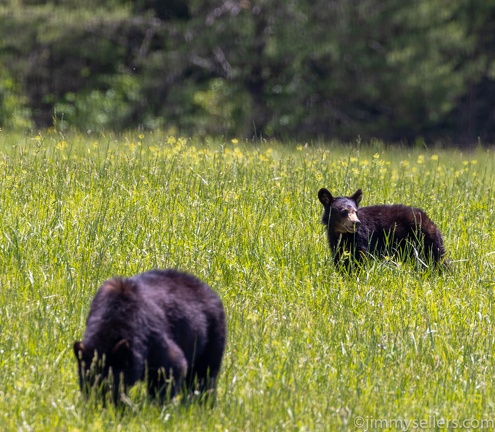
top-left (334, 237), bottom-right (366, 272)
top-left (189, 322), bottom-right (226, 398)
top-left (147, 341), bottom-right (187, 402)
top-left (421, 229), bottom-right (445, 264)
top-left (111, 372), bottom-right (127, 406)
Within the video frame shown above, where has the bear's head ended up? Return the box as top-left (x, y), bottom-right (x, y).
top-left (318, 188), bottom-right (362, 234)
top-left (73, 338), bottom-right (131, 405)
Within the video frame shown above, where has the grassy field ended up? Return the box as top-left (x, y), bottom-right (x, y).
top-left (0, 130), bottom-right (494, 431)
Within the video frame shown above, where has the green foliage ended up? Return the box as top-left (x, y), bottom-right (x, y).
top-left (2, 0), bottom-right (495, 140)
top-left (0, 67), bottom-right (32, 130)
top-left (192, 78), bottom-right (250, 136)
top-left (0, 2), bottom-right (149, 128)
top-left (0, 131), bottom-right (494, 429)
top-left (54, 73), bottom-right (142, 131)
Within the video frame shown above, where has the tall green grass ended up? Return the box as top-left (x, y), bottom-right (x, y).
top-left (0, 130), bottom-right (494, 430)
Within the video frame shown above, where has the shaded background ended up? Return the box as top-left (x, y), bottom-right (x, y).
top-left (1, 0), bottom-right (495, 145)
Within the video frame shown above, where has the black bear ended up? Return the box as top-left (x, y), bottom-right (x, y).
top-left (318, 188), bottom-right (445, 268)
top-left (73, 269), bottom-right (226, 405)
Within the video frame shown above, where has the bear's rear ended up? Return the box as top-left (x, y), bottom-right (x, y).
top-left (73, 269), bottom-right (226, 405)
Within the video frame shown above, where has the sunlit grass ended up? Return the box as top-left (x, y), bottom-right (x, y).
top-left (0, 130), bottom-right (494, 430)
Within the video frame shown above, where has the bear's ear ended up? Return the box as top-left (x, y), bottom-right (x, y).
top-left (111, 339), bottom-right (131, 370)
top-left (350, 189), bottom-right (363, 206)
top-left (73, 341), bottom-right (85, 361)
top-left (318, 188), bottom-right (334, 206)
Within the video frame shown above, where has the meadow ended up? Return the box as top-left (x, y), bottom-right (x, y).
top-left (0, 130), bottom-right (494, 431)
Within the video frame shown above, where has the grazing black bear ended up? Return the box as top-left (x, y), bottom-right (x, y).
top-left (73, 269), bottom-right (226, 405)
top-left (318, 188), bottom-right (445, 268)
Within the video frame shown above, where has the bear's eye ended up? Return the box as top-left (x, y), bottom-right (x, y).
top-left (341, 210), bottom-right (349, 217)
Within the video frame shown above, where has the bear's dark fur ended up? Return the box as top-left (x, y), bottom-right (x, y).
top-left (73, 269), bottom-right (226, 405)
top-left (318, 188), bottom-right (445, 268)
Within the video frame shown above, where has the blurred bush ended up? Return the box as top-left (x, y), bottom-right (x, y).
top-left (1, 0), bottom-right (495, 145)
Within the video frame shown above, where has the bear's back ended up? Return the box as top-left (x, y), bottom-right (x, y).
top-left (357, 204), bottom-right (433, 233)
top-left (131, 269), bottom-right (224, 322)
top-left (131, 269), bottom-right (226, 361)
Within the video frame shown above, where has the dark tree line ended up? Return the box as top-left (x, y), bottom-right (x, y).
top-left (1, 0), bottom-right (495, 145)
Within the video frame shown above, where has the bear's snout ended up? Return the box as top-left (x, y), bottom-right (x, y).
top-left (338, 213), bottom-right (361, 234)
top-left (349, 213), bottom-right (361, 230)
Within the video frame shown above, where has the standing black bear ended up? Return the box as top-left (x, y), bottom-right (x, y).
top-left (73, 269), bottom-right (226, 405)
top-left (318, 188), bottom-right (445, 268)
